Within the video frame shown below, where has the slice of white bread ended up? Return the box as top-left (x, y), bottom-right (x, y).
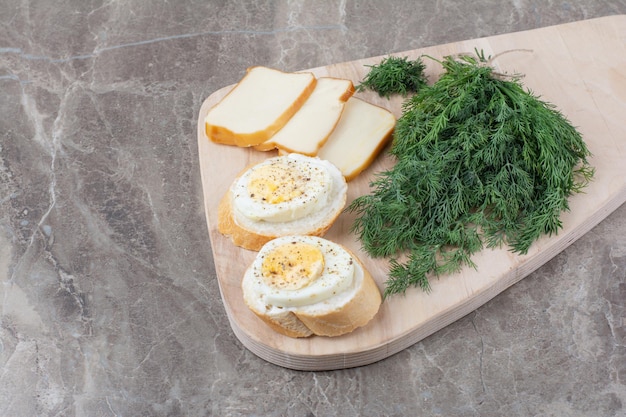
top-left (317, 97), bottom-right (396, 181)
top-left (205, 66), bottom-right (317, 147)
top-left (254, 77), bottom-right (355, 155)
top-left (242, 235), bottom-right (382, 338)
top-left (217, 154), bottom-right (348, 251)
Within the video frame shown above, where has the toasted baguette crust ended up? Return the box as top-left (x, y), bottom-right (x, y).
top-left (253, 77), bottom-right (355, 155)
top-left (217, 187), bottom-right (344, 251)
top-left (294, 249), bottom-right (382, 337)
top-left (205, 66), bottom-right (317, 147)
top-left (217, 188), bottom-right (269, 251)
top-left (249, 309), bottom-right (314, 338)
top-left (243, 245), bottom-right (381, 338)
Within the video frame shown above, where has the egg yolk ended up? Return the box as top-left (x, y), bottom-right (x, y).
top-left (247, 163), bottom-right (304, 204)
top-left (261, 241), bottom-right (325, 290)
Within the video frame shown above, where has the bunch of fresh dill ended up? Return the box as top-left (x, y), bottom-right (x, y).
top-left (356, 55), bottom-right (428, 98)
top-left (349, 51), bottom-right (594, 297)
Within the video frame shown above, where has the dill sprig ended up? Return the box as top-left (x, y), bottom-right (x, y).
top-left (349, 51), bottom-right (594, 298)
top-left (356, 55), bottom-right (428, 98)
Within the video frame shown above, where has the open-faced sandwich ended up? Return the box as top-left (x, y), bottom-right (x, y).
top-left (218, 153), bottom-right (348, 251)
top-left (242, 235), bottom-right (382, 337)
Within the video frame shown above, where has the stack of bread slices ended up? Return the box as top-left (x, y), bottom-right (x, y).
top-left (205, 66), bottom-right (396, 181)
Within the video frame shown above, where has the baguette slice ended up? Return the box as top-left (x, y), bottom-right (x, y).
top-left (317, 97), bottom-right (396, 181)
top-left (242, 236), bottom-right (382, 338)
top-left (205, 66), bottom-right (317, 147)
top-left (254, 77), bottom-right (355, 155)
top-left (217, 154), bottom-right (348, 251)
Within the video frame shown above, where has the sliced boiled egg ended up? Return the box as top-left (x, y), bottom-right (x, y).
top-left (232, 153), bottom-right (334, 223)
top-left (245, 235), bottom-right (355, 308)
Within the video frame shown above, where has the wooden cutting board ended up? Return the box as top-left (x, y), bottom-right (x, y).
top-left (198, 15), bottom-right (626, 371)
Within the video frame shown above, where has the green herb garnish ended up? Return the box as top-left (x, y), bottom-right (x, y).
top-left (349, 51), bottom-right (594, 297)
top-left (356, 55), bottom-right (428, 98)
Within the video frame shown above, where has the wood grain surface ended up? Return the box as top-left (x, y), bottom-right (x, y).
top-left (198, 15), bottom-right (626, 371)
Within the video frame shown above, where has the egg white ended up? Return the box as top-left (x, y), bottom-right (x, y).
top-left (230, 154), bottom-right (347, 237)
top-left (243, 235), bottom-right (355, 308)
top-left (232, 153), bottom-right (334, 223)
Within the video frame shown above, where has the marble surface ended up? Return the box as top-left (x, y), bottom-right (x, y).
top-left (1, 1), bottom-right (625, 416)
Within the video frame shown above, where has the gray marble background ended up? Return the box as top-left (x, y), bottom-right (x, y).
top-left (2, 1), bottom-right (626, 416)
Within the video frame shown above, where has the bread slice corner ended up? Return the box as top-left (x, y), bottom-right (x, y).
top-left (205, 66), bottom-right (317, 147)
